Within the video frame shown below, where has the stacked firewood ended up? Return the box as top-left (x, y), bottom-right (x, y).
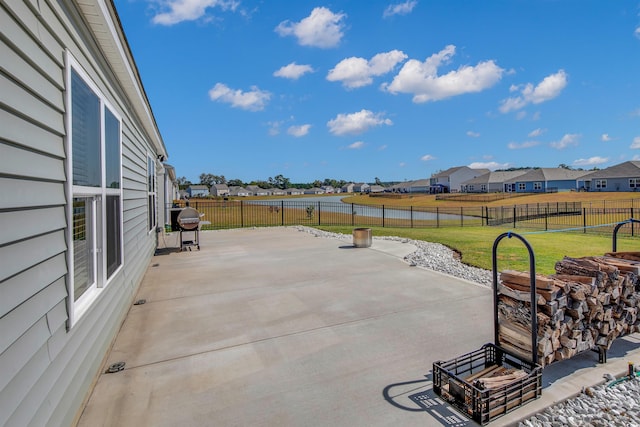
top-left (497, 252), bottom-right (640, 367)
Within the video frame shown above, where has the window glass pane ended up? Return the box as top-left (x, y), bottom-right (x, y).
top-left (73, 197), bottom-right (94, 301)
top-left (148, 156), bottom-right (155, 192)
top-left (71, 70), bottom-right (101, 187)
top-left (106, 195), bottom-right (122, 278)
top-left (148, 194), bottom-right (156, 230)
top-left (105, 108), bottom-right (121, 189)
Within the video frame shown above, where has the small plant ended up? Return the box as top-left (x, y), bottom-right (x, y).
top-left (306, 205), bottom-right (315, 219)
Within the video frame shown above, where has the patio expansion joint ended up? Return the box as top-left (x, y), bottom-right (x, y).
top-left (118, 300), bottom-right (467, 372)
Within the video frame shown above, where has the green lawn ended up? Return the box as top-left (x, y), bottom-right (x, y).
top-left (315, 225), bottom-right (640, 275)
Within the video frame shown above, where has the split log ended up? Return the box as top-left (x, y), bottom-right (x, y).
top-left (604, 252), bottom-right (640, 262)
top-left (500, 270), bottom-right (556, 290)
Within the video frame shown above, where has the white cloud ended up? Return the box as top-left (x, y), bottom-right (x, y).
top-left (327, 109), bottom-right (392, 135)
top-left (468, 161), bottom-right (510, 170)
top-left (347, 141), bottom-right (365, 149)
top-left (631, 109), bottom-right (640, 117)
top-left (378, 144), bottom-right (388, 150)
top-left (420, 154), bottom-right (435, 161)
top-left (466, 131), bottom-right (480, 138)
top-left (508, 141), bottom-right (539, 149)
top-left (573, 157), bottom-right (609, 166)
top-left (601, 133), bottom-right (612, 142)
top-left (528, 128), bottom-right (546, 137)
top-left (327, 50), bottom-right (407, 88)
top-left (275, 7), bottom-right (346, 48)
top-left (635, 26), bottom-right (640, 39)
top-left (383, 1), bottom-right (418, 18)
top-left (631, 136), bottom-right (640, 149)
top-left (287, 124), bottom-right (311, 137)
top-left (274, 63), bottom-right (314, 79)
top-left (152, 0), bottom-right (239, 25)
top-left (550, 133), bottom-right (580, 149)
top-left (208, 83), bottom-right (270, 111)
top-left (383, 45), bottom-right (504, 103)
top-left (399, 162), bottom-right (406, 167)
top-left (499, 70), bottom-right (568, 113)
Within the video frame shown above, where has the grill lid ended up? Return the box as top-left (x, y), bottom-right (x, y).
top-left (177, 207), bottom-right (201, 230)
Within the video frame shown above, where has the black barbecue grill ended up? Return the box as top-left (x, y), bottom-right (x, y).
top-left (176, 207), bottom-right (202, 251)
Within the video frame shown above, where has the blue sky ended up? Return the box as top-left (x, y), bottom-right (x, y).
top-left (115, 0), bottom-right (640, 184)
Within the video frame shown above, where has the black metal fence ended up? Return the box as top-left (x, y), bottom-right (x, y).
top-left (169, 198), bottom-right (640, 236)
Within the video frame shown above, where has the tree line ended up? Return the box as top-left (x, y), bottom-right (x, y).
top-left (176, 173), bottom-right (358, 191)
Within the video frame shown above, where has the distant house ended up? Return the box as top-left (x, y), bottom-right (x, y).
top-left (162, 164), bottom-right (180, 225)
top-left (503, 168), bottom-right (591, 193)
top-left (271, 188), bottom-right (286, 196)
top-left (186, 185), bottom-right (210, 197)
top-left (341, 183), bottom-right (355, 193)
top-left (304, 187), bottom-right (325, 194)
top-left (407, 179), bottom-right (431, 193)
top-left (461, 170), bottom-right (530, 193)
top-left (430, 166), bottom-right (490, 193)
top-left (353, 183), bottom-right (370, 193)
top-left (211, 183), bottom-right (230, 197)
top-left (246, 185), bottom-right (271, 196)
top-left (1, 1), bottom-right (168, 425)
top-left (367, 184), bottom-right (386, 193)
top-left (581, 161), bottom-right (640, 192)
top-left (286, 188), bottom-right (304, 195)
top-left (229, 186), bottom-right (251, 196)
top-left (321, 185), bottom-right (335, 193)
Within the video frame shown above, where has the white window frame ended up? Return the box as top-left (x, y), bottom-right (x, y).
top-left (65, 53), bottom-right (123, 326)
top-left (481, 184), bottom-right (487, 192)
top-left (596, 179), bottom-right (607, 189)
top-left (630, 178), bottom-right (640, 188)
top-left (533, 182), bottom-right (542, 191)
top-left (518, 183), bottom-right (526, 191)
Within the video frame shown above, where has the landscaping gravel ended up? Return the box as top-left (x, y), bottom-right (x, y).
top-left (294, 226), bottom-right (493, 287)
top-left (519, 376), bottom-right (640, 427)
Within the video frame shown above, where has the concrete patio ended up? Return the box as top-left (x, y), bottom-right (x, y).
top-left (76, 227), bottom-right (640, 426)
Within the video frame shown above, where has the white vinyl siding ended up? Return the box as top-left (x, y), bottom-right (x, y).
top-left (0, 1), bottom-right (165, 426)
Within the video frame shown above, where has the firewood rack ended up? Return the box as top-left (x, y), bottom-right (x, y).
top-left (432, 232), bottom-right (543, 425)
top-left (434, 221), bottom-right (640, 424)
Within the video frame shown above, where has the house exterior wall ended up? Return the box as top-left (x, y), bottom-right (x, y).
top-left (450, 169), bottom-right (481, 192)
top-left (0, 1), bottom-right (165, 426)
top-left (588, 178), bottom-right (636, 192)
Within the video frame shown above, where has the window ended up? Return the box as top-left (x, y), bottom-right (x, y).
top-left (595, 179), bottom-right (607, 189)
top-left (630, 179), bottom-right (640, 188)
top-left (481, 184), bottom-right (487, 192)
top-left (534, 182), bottom-right (542, 191)
top-left (67, 59), bottom-right (122, 322)
top-left (148, 155), bottom-right (156, 231)
top-left (518, 183), bottom-right (526, 191)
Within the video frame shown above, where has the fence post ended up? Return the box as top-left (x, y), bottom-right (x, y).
top-left (382, 205), bottom-right (385, 228)
top-left (436, 207), bottom-right (440, 228)
top-left (410, 206), bottom-right (413, 228)
top-left (513, 206), bottom-right (516, 229)
top-left (545, 207), bottom-right (548, 231)
top-left (632, 207), bottom-right (635, 237)
top-left (351, 203), bottom-right (355, 226)
top-left (318, 201), bottom-right (321, 226)
top-left (583, 208), bottom-right (586, 233)
top-left (281, 200), bottom-right (284, 226)
top-left (460, 207), bottom-right (463, 227)
top-left (241, 200), bottom-right (244, 228)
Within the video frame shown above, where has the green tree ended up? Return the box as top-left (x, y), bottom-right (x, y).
top-left (199, 173), bottom-right (216, 187)
top-left (228, 178), bottom-right (244, 187)
top-left (268, 174), bottom-right (291, 189)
